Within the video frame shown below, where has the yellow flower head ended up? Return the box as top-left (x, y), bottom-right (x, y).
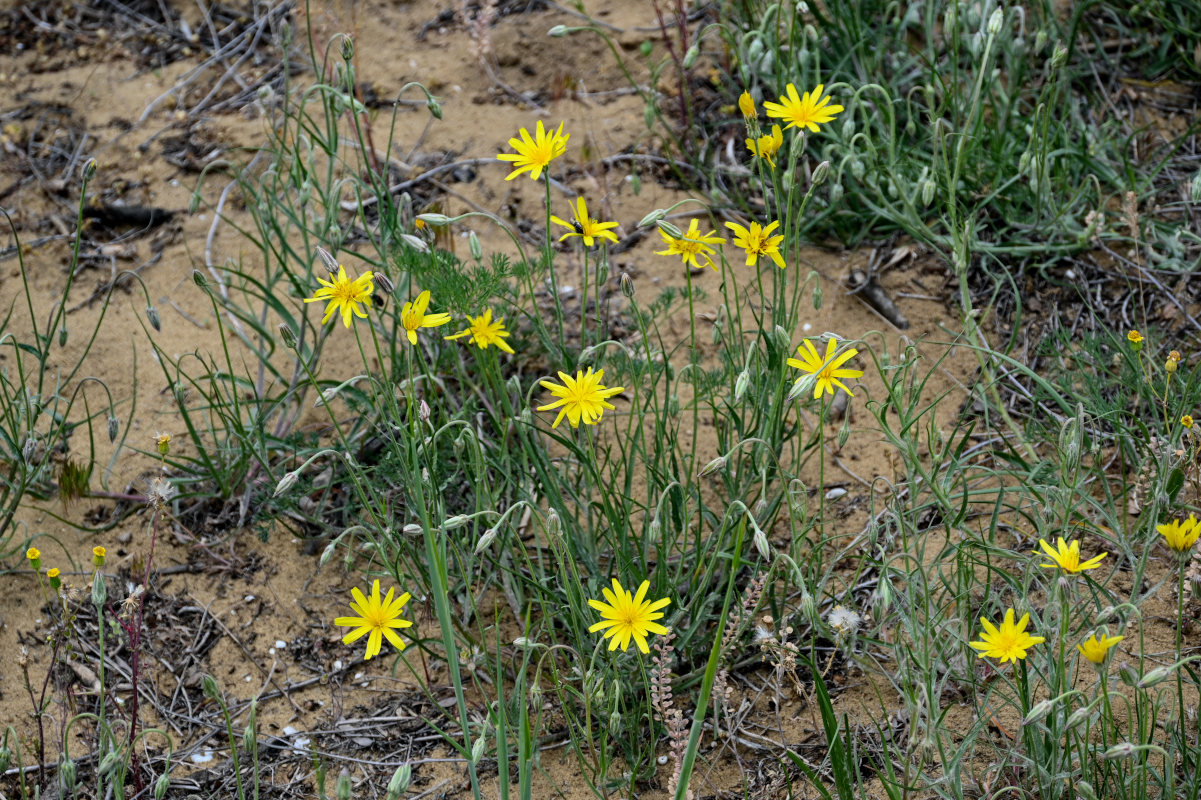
top-left (788, 338), bottom-right (864, 399)
top-left (763, 83), bottom-right (844, 133)
top-left (1036, 537), bottom-right (1107, 574)
top-left (1166, 350), bottom-right (1181, 373)
top-left (1183, 414), bottom-right (1194, 429)
top-left (26, 547), bottom-right (41, 570)
top-left (1077, 633), bottom-right (1123, 665)
top-left (304, 265), bottom-right (374, 328)
top-left (724, 219), bottom-right (786, 269)
top-left (537, 367), bottom-right (624, 429)
top-left (92, 546), bottom-right (106, 567)
top-left (588, 578), bottom-right (670, 654)
top-left (1157, 514), bottom-right (1200, 553)
top-left (47, 568), bottom-right (62, 589)
top-left (655, 218), bottom-right (725, 272)
top-left (738, 90), bottom-right (756, 118)
top-left (550, 197), bottom-right (619, 248)
top-left (155, 432), bottom-right (171, 456)
top-left (497, 121), bottom-right (569, 181)
top-left (445, 309), bottom-right (515, 354)
top-left (746, 124), bottom-right (784, 169)
top-left (1127, 330), bottom-right (1143, 343)
top-left (969, 609), bottom-right (1044, 664)
top-left (334, 579), bottom-right (413, 660)
top-left (400, 290), bottom-right (452, 345)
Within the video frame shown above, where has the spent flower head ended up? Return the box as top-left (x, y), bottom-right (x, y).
top-left (400, 290), bottom-right (452, 345)
top-left (788, 338), bottom-right (864, 399)
top-left (445, 309), bottom-right (515, 354)
top-left (550, 197), bottom-right (619, 247)
top-left (655, 218), bottom-right (725, 272)
top-left (1078, 633), bottom-right (1123, 665)
top-left (725, 219), bottom-right (786, 269)
top-left (969, 609), bottom-right (1044, 664)
top-left (335, 579), bottom-right (413, 660)
top-left (304, 265), bottom-right (374, 328)
top-left (587, 578), bottom-right (670, 654)
top-left (537, 368), bottom-right (624, 429)
top-left (746, 124), bottom-right (783, 169)
top-left (497, 121), bottom-right (569, 181)
top-left (1183, 414), bottom-right (1194, 429)
top-left (1037, 537), bottom-right (1107, 574)
top-left (1157, 514), bottom-right (1200, 553)
top-left (763, 83), bottom-right (844, 133)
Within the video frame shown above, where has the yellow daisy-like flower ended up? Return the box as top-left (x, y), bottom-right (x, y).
top-left (787, 338), bottom-right (864, 399)
top-left (497, 121), bottom-right (569, 181)
top-left (724, 219), bottom-right (786, 269)
top-left (763, 83), bottom-right (844, 133)
top-left (746, 124), bottom-right (784, 169)
top-left (1183, 414), bottom-right (1194, 429)
top-left (1126, 330), bottom-right (1143, 344)
top-left (334, 579), bottom-right (413, 660)
top-left (587, 578), bottom-right (670, 654)
top-left (1036, 537), bottom-right (1107, 574)
top-left (655, 218), bottom-right (725, 272)
top-left (445, 309), bottom-right (515, 354)
top-left (1077, 633), bottom-right (1123, 665)
top-left (26, 547), bottom-right (41, 570)
top-left (550, 197), bottom-right (619, 247)
top-left (537, 367), bottom-right (624, 429)
top-left (47, 568), bottom-right (62, 589)
top-left (400, 290), bottom-right (452, 345)
top-left (1157, 513), bottom-right (1200, 553)
top-left (969, 609), bottom-right (1044, 664)
top-left (92, 546), bottom-right (106, 567)
top-left (738, 90), bottom-right (756, 118)
top-left (304, 265), bottom-right (374, 329)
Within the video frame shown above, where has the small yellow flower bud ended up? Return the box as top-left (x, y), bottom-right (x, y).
top-left (738, 90), bottom-right (755, 118)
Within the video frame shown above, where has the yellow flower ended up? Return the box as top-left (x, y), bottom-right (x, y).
top-left (400, 290), bottom-right (452, 345)
top-left (655, 218), bottom-right (725, 271)
top-left (969, 609), bottom-right (1044, 664)
top-left (26, 547), bottom-right (41, 570)
top-left (304, 265), bottom-right (374, 328)
top-left (155, 432), bottom-right (171, 456)
top-left (1183, 414), bottom-right (1194, 429)
top-left (550, 197), bottom-right (619, 247)
top-left (1127, 330), bottom-right (1143, 343)
top-left (445, 309), bottom-right (515, 354)
top-left (787, 338), bottom-right (864, 399)
top-left (1077, 633), bottom-right (1123, 665)
top-left (738, 90), bottom-right (756, 118)
top-left (1166, 350), bottom-right (1181, 373)
top-left (746, 124), bottom-right (784, 169)
top-left (497, 121), bottom-right (569, 181)
top-left (763, 83), bottom-right (844, 133)
top-left (537, 367), bottom-right (624, 429)
top-left (92, 546), bottom-right (106, 567)
top-left (47, 568), bottom-right (62, 589)
top-left (587, 578), bottom-right (670, 654)
top-left (1157, 514), bottom-right (1200, 553)
top-left (724, 219), bottom-right (786, 269)
top-left (334, 579), bottom-right (413, 660)
top-left (1036, 537), bottom-right (1107, 574)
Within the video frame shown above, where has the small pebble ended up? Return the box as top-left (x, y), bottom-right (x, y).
top-left (824, 487), bottom-right (848, 501)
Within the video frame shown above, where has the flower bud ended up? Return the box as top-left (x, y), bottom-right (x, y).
top-left (638, 208), bottom-right (666, 227)
top-left (753, 525), bottom-right (771, 560)
top-left (386, 764), bottom-right (412, 800)
top-left (82, 158), bottom-right (98, 182)
top-left (273, 471), bottom-right (299, 497)
top-left (469, 230), bottom-right (483, 261)
top-left (1102, 742), bottom-right (1137, 760)
top-left (787, 373), bottom-right (819, 403)
top-left (400, 233), bottom-right (429, 253)
top-left (986, 8), bottom-right (1003, 36)
top-left (202, 673), bottom-right (221, 700)
top-left (548, 24), bottom-right (570, 37)
top-left (426, 98), bottom-right (443, 119)
top-left (93, 545), bottom-right (106, 567)
top-left (107, 415), bottom-right (120, 442)
top-left (336, 767), bottom-right (352, 800)
top-left (850, 159), bottom-right (865, 180)
top-left (1074, 780), bottom-right (1099, 800)
top-left (829, 182), bottom-right (844, 203)
top-left (98, 750), bottom-right (123, 777)
top-left (402, 523), bottom-right (423, 536)
top-left (682, 44), bottom-right (699, 68)
top-left (471, 735), bottom-right (486, 764)
top-left (443, 514), bottom-right (469, 531)
top-left (920, 179), bottom-right (936, 207)
top-left (146, 305), bottom-right (161, 332)
top-left (1021, 698), bottom-right (1055, 727)
top-left (419, 398), bottom-right (430, 422)
top-left (734, 370), bottom-right (750, 402)
top-left (841, 119), bottom-right (855, 140)
top-left (546, 509), bottom-right (562, 539)
top-left (1050, 42), bottom-right (1068, 70)
top-left (0, 745), bottom-right (10, 773)
top-left (738, 91), bottom-right (755, 118)
top-left (27, 547), bottom-right (42, 571)
top-left (475, 528), bottom-right (498, 553)
top-left (1137, 666), bottom-right (1172, 688)
top-left (373, 271), bottom-right (395, 295)
top-left (59, 757), bottom-right (77, 790)
top-left (620, 272), bottom-right (634, 298)
top-left (800, 591), bottom-right (818, 624)
top-left (416, 212), bottom-right (453, 226)
top-left (340, 37), bottom-right (354, 62)
top-left (1166, 351), bottom-right (1180, 373)
top-left (698, 455), bottom-right (727, 477)
top-left (59, 325), bottom-right (68, 346)
top-left (811, 160), bottom-right (830, 187)
top-left (655, 219), bottom-right (684, 239)
top-left (1065, 706), bottom-right (1094, 731)
top-left (1192, 169), bottom-right (1201, 203)
top-left (1117, 661), bottom-right (1139, 687)
top-left (91, 571), bottom-right (106, 607)
top-left (278, 324), bottom-right (298, 350)
top-left (154, 772), bottom-right (171, 800)
top-left (192, 269), bottom-right (208, 288)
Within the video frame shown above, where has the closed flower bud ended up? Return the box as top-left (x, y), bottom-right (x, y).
top-left (373, 271), bottom-right (395, 295)
top-left (92, 569), bottom-right (107, 606)
top-left (245, 698), bottom-right (258, 750)
top-left (469, 230), bottom-right (483, 261)
top-left (107, 415), bottom-right (119, 442)
top-left (98, 750), bottom-right (123, 777)
top-left (320, 542), bottom-right (338, 565)
top-left (400, 233), bottom-right (429, 253)
top-left (753, 525), bottom-right (771, 560)
top-left (1065, 705), bottom-right (1094, 731)
top-left (471, 735), bottom-right (486, 764)
top-left (648, 514), bottom-right (662, 539)
top-left (812, 282), bottom-right (823, 310)
top-left (475, 528), bottom-right (498, 553)
top-left (82, 158), bottom-right (97, 182)
top-left (986, 7), bottom-right (1003, 36)
top-left (386, 764), bottom-right (412, 800)
top-left (427, 98), bottom-right (443, 119)
top-left (154, 772), bottom-right (171, 800)
top-left (1137, 666), bottom-right (1172, 688)
top-left (850, 159), bottom-right (866, 180)
top-left (443, 514), bottom-right (469, 531)
top-left (202, 673), bottom-right (221, 700)
top-left (734, 370), bottom-right (750, 402)
top-left (0, 745), bottom-right (10, 773)
top-left (59, 757), bottom-right (77, 790)
top-left (419, 398), bottom-right (430, 422)
top-left (402, 523), bottom-right (423, 535)
top-left (1117, 661), bottom-right (1139, 687)
top-left (146, 306), bottom-right (161, 331)
top-left (682, 44), bottom-right (699, 68)
top-left (812, 160), bottom-right (830, 187)
top-left (417, 212), bottom-right (453, 226)
top-left (837, 422), bottom-right (850, 448)
top-left (787, 373), bottom-right (818, 403)
top-left (841, 119), bottom-right (855, 139)
top-left (273, 471), bottom-right (299, 497)
top-left (192, 269), bottom-right (208, 288)
top-left (59, 325), bottom-right (68, 346)
top-left (1034, 30), bottom-right (1048, 53)
top-left (1022, 698), bottom-right (1055, 727)
top-left (1102, 742), bottom-right (1137, 760)
top-left (698, 455), bottom-right (728, 477)
top-left (829, 182), bottom-right (844, 203)
top-left (278, 324), bottom-right (297, 349)
top-left (546, 509), bottom-right (562, 539)
top-left (1074, 780), bottom-right (1099, 800)
top-left (336, 767), bottom-right (352, 800)
top-left (655, 219), bottom-right (684, 239)
top-left (620, 272), bottom-right (634, 298)
top-left (920, 179), bottom-right (936, 207)
top-left (340, 37), bottom-right (354, 61)
top-left (548, 24), bottom-right (570, 37)
top-left (1192, 169), bottom-right (1201, 203)
top-left (1050, 42), bottom-right (1068, 69)
top-left (800, 591), bottom-right (818, 623)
